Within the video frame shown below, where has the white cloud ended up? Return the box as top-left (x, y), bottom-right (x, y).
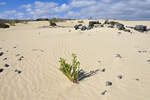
top-left (0, 10), bottom-right (24, 19)
top-left (70, 0), bottom-right (96, 8)
top-left (0, 2), bottom-right (6, 5)
top-left (1, 0), bottom-right (150, 20)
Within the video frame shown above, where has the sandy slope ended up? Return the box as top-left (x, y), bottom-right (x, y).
top-left (0, 20), bottom-right (150, 100)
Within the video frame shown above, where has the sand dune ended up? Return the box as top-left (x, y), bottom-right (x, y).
top-left (0, 20), bottom-right (150, 100)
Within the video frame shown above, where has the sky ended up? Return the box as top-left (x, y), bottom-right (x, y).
top-left (0, 0), bottom-right (150, 20)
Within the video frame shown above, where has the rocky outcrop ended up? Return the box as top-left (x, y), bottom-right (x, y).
top-left (134, 25), bottom-right (147, 32)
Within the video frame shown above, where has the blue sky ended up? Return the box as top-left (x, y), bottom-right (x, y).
top-left (0, 0), bottom-right (150, 20)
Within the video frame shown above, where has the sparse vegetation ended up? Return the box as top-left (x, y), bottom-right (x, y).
top-left (78, 20), bottom-right (84, 23)
top-left (59, 54), bottom-right (80, 83)
top-left (49, 18), bottom-right (57, 26)
top-left (8, 21), bottom-right (16, 26)
top-left (0, 22), bottom-right (9, 28)
top-left (109, 21), bottom-right (120, 25)
top-left (36, 18), bottom-right (49, 21)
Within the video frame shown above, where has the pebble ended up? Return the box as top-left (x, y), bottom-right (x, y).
top-left (0, 68), bottom-right (4, 72)
top-left (101, 90), bottom-right (107, 95)
top-left (106, 81), bottom-right (112, 86)
top-left (118, 75), bottom-right (123, 79)
top-left (136, 79), bottom-right (140, 81)
top-left (18, 56), bottom-right (24, 61)
top-left (101, 68), bottom-right (106, 72)
top-left (115, 54), bottom-right (122, 58)
top-left (3, 58), bottom-right (7, 60)
top-left (147, 59), bottom-right (150, 63)
top-left (15, 69), bottom-right (22, 74)
top-left (4, 64), bottom-right (9, 67)
top-left (0, 52), bottom-right (4, 56)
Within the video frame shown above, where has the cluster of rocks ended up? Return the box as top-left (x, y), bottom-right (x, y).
top-left (74, 20), bottom-right (150, 33)
top-left (74, 21), bottom-right (102, 31)
top-left (0, 48), bottom-right (22, 74)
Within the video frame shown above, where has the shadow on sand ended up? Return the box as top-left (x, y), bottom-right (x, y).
top-left (78, 69), bottom-right (100, 81)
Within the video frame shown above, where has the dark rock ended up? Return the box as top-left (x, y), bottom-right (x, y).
top-left (134, 25), bottom-right (147, 32)
top-left (101, 90), bottom-right (107, 95)
top-left (102, 68), bottom-right (105, 72)
top-left (117, 24), bottom-right (125, 30)
top-left (100, 25), bottom-right (104, 27)
top-left (0, 23), bottom-right (9, 28)
top-left (50, 22), bottom-right (56, 27)
top-left (136, 79), bottom-right (140, 81)
top-left (3, 58), bottom-right (7, 61)
top-left (106, 81), bottom-right (112, 86)
top-left (18, 56), bottom-right (24, 61)
top-left (89, 21), bottom-right (101, 28)
top-left (0, 52), bottom-right (4, 56)
top-left (118, 75), bottom-right (123, 79)
top-left (115, 54), bottom-right (122, 58)
top-left (0, 68), bottom-right (4, 72)
top-left (81, 26), bottom-right (87, 31)
top-left (15, 69), bottom-right (22, 74)
top-left (87, 26), bottom-right (93, 30)
top-left (147, 59), bottom-right (150, 63)
top-left (4, 64), bottom-right (9, 67)
top-left (74, 24), bottom-right (82, 30)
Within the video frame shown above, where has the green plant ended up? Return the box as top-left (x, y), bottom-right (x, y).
top-left (59, 54), bottom-right (80, 83)
top-left (49, 18), bottom-right (57, 26)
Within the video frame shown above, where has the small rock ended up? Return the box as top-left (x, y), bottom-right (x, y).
top-left (15, 69), bottom-right (22, 74)
top-left (134, 25), bottom-right (147, 32)
top-left (117, 24), bottom-right (125, 30)
top-left (3, 58), bottom-right (7, 60)
top-left (18, 56), bottom-right (24, 61)
top-left (0, 52), bottom-right (4, 56)
top-left (136, 79), bottom-right (140, 81)
top-left (0, 68), bottom-right (4, 72)
top-left (118, 75), bottom-right (123, 79)
top-left (4, 64), bottom-right (9, 67)
top-left (68, 30), bottom-right (71, 32)
top-left (106, 81), bottom-right (112, 86)
top-left (74, 24), bottom-right (82, 30)
top-left (147, 59), bottom-right (150, 63)
top-left (115, 54), bottom-right (122, 58)
top-left (13, 46), bottom-right (16, 48)
top-left (102, 68), bottom-right (106, 72)
top-left (101, 90), bottom-right (107, 95)
top-left (81, 26), bottom-right (87, 31)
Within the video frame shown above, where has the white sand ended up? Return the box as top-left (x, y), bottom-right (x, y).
top-left (0, 20), bottom-right (150, 100)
